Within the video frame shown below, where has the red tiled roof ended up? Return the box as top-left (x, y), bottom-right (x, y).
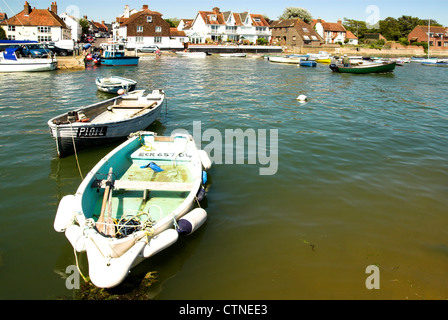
top-left (170, 28), bottom-right (186, 37)
top-left (346, 30), bottom-right (357, 39)
top-left (250, 14), bottom-right (269, 27)
top-left (1, 7), bottom-right (66, 27)
top-left (198, 11), bottom-right (226, 25)
top-left (119, 8), bottom-right (163, 26)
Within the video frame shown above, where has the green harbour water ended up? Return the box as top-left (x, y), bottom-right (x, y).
top-left (0, 55), bottom-right (447, 299)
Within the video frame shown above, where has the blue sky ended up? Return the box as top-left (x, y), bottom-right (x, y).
top-left (2, 0), bottom-right (447, 26)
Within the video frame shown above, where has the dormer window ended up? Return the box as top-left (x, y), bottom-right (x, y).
top-left (208, 14), bottom-right (217, 21)
top-left (147, 16), bottom-right (152, 23)
top-left (137, 26), bottom-right (143, 32)
top-left (254, 18), bottom-right (261, 22)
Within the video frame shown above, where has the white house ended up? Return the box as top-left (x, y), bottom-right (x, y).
top-left (179, 7), bottom-right (271, 44)
top-left (0, 1), bottom-right (69, 42)
top-left (312, 18), bottom-right (347, 44)
top-left (59, 13), bottom-right (81, 42)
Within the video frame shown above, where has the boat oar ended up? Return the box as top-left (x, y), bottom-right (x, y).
top-left (96, 167), bottom-right (115, 236)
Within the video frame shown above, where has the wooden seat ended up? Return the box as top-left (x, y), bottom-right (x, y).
top-left (99, 180), bottom-right (193, 192)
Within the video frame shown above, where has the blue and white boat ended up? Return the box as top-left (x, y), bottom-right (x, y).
top-left (53, 131), bottom-right (212, 288)
top-left (0, 46), bottom-right (57, 72)
top-left (100, 43), bottom-right (139, 67)
top-left (299, 60), bottom-right (317, 67)
top-left (96, 76), bottom-right (137, 94)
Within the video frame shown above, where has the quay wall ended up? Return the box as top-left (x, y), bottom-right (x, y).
top-left (56, 56), bottom-right (85, 70)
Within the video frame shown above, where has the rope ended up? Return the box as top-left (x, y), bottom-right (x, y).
top-left (69, 122), bottom-right (83, 180)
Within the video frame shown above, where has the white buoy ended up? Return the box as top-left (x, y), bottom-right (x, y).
top-left (198, 150), bottom-right (212, 171)
top-left (142, 228), bottom-right (179, 258)
top-left (177, 208), bottom-right (207, 235)
top-left (54, 195), bottom-right (76, 232)
top-left (117, 89), bottom-right (126, 95)
top-left (297, 94), bottom-right (307, 102)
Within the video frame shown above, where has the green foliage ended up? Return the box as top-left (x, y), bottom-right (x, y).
top-left (165, 18), bottom-right (180, 28)
top-left (344, 15), bottom-right (442, 42)
top-left (256, 37), bottom-right (268, 45)
top-left (0, 27), bottom-right (6, 40)
top-left (398, 37), bottom-right (409, 46)
top-left (78, 18), bottom-right (90, 35)
top-left (279, 7), bottom-right (312, 24)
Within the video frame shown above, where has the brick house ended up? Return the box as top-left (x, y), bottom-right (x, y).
top-left (115, 4), bottom-right (186, 50)
top-left (312, 18), bottom-right (347, 44)
top-left (0, 1), bottom-right (69, 42)
top-left (270, 19), bottom-right (322, 48)
top-left (408, 25), bottom-right (448, 48)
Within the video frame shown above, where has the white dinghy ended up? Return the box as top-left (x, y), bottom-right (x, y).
top-left (54, 131), bottom-right (212, 288)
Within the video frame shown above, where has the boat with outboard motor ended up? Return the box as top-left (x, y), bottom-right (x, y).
top-left (53, 131), bottom-right (212, 288)
top-left (47, 89), bottom-right (164, 157)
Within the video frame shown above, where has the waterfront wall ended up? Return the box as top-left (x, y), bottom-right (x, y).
top-left (56, 56), bottom-right (85, 70)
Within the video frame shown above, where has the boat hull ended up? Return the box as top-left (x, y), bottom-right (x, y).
top-left (330, 62), bottom-right (396, 74)
top-left (48, 91), bottom-right (164, 157)
top-left (0, 59), bottom-right (57, 72)
top-left (100, 57), bottom-right (140, 66)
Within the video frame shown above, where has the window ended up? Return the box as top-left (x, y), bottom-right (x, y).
top-left (8, 26), bottom-right (15, 31)
top-left (155, 26), bottom-right (162, 33)
top-left (38, 35), bottom-right (52, 42)
top-left (7, 35), bottom-right (15, 40)
top-left (154, 37), bottom-right (162, 43)
top-left (137, 26), bottom-right (143, 32)
top-left (147, 16), bottom-right (152, 23)
top-left (302, 27), bottom-right (308, 32)
top-left (254, 18), bottom-right (261, 22)
top-left (136, 36), bottom-right (144, 43)
top-left (208, 15), bottom-right (217, 21)
top-left (38, 26), bottom-right (51, 33)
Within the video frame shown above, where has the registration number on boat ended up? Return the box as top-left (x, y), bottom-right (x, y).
top-left (77, 126), bottom-right (108, 137)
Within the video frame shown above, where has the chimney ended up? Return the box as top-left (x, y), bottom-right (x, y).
top-left (101, 20), bottom-right (105, 25)
top-left (24, 1), bottom-right (31, 15)
top-left (337, 18), bottom-right (342, 25)
top-left (142, 4), bottom-right (148, 10)
top-left (51, 1), bottom-right (57, 14)
top-left (213, 7), bottom-right (220, 14)
top-left (317, 18), bottom-right (322, 23)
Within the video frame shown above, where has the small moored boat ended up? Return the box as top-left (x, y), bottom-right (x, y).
top-left (47, 89), bottom-right (165, 157)
top-left (100, 43), bottom-right (139, 66)
top-left (329, 61), bottom-right (396, 74)
top-left (53, 131), bottom-right (212, 288)
top-left (176, 51), bottom-right (207, 58)
top-left (95, 76), bottom-right (137, 94)
top-left (269, 56), bottom-right (303, 64)
top-left (0, 47), bottom-right (57, 72)
top-left (299, 60), bottom-right (317, 67)
top-left (219, 53), bottom-right (246, 58)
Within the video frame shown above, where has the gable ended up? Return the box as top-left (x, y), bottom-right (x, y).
top-left (1, 8), bottom-right (66, 27)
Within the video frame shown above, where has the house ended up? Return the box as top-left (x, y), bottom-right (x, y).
top-left (91, 20), bottom-right (109, 37)
top-left (408, 25), bottom-right (448, 48)
top-left (0, 13), bottom-right (7, 23)
top-left (0, 1), bottom-right (69, 42)
top-left (115, 4), bottom-right (184, 50)
top-left (345, 30), bottom-right (358, 45)
top-left (59, 13), bottom-right (81, 42)
top-left (180, 7), bottom-right (271, 44)
top-left (270, 18), bottom-right (322, 48)
top-left (312, 18), bottom-right (346, 44)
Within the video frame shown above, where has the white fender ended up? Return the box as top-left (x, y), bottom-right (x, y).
top-left (143, 228), bottom-right (179, 258)
top-left (177, 208), bottom-right (207, 235)
top-left (198, 150), bottom-right (212, 171)
top-left (85, 237), bottom-right (147, 288)
top-left (54, 195), bottom-right (76, 232)
top-left (65, 225), bottom-right (86, 252)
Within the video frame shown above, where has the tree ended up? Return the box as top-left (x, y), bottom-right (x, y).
top-left (165, 18), bottom-right (180, 28)
top-left (78, 18), bottom-right (90, 35)
top-left (0, 27), bottom-right (6, 40)
top-left (279, 7), bottom-right (312, 24)
top-left (343, 18), bottom-right (378, 41)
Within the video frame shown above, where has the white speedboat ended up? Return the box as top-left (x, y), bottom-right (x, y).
top-left (0, 47), bottom-right (57, 72)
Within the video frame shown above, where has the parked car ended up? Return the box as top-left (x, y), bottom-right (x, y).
top-left (44, 44), bottom-right (73, 56)
top-left (136, 45), bottom-right (160, 53)
top-left (20, 44), bottom-right (52, 58)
